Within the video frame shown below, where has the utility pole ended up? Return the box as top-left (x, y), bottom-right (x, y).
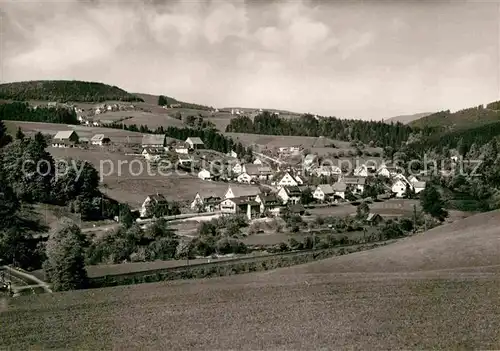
top-left (413, 204), bottom-right (417, 233)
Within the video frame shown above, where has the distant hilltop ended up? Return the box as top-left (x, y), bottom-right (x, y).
top-left (0, 80), bottom-right (144, 103)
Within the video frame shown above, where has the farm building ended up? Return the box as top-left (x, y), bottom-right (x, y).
top-left (140, 193), bottom-right (168, 218)
top-left (243, 164), bottom-right (273, 181)
top-left (174, 142), bottom-right (189, 154)
top-left (313, 184), bottom-right (335, 202)
top-left (51, 130), bottom-right (79, 148)
top-left (142, 134), bottom-right (165, 148)
top-left (224, 185), bottom-right (261, 200)
top-left (220, 197), bottom-right (261, 220)
top-left (186, 137), bottom-right (205, 149)
top-left (90, 134), bottom-right (110, 146)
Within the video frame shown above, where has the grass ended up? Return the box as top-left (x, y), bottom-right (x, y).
top-left (1, 211), bottom-right (500, 349)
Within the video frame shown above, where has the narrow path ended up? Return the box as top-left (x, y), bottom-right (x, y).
top-left (1, 266), bottom-right (52, 293)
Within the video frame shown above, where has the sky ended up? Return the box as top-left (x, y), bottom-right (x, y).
top-left (1, 0), bottom-right (499, 119)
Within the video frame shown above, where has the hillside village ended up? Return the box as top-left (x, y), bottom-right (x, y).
top-left (46, 125), bottom-right (428, 222)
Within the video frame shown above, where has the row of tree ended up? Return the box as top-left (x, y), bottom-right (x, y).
top-left (225, 111), bottom-right (413, 148)
top-left (157, 94), bottom-right (212, 111)
top-left (0, 102), bottom-right (79, 124)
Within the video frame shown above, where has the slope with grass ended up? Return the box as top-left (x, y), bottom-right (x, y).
top-left (1, 211), bottom-right (499, 349)
top-left (384, 112), bottom-right (433, 124)
top-left (0, 80), bottom-right (144, 103)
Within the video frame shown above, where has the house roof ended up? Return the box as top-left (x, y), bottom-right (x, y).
top-left (53, 130), bottom-right (77, 140)
top-left (283, 186), bottom-right (302, 196)
top-left (303, 154), bottom-right (318, 163)
top-left (366, 213), bottom-right (382, 221)
top-left (260, 194), bottom-right (281, 205)
top-left (317, 184), bottom-right (334, 195)
top-left (227, 196), bottom-right (259, 206)
top-left (245, 164), bottom-right (272, 175)
top-left (332, 182), bottom-right (347, 192)
top-left (413, 181), bottom-right (426, 188)
top-left (142, 134), bottom-right (165, 146)
top-left (289, 203), bottom-right (306, 213)
top-left (186, 137), bottom-right (204, 145)
top-left (343, 177), bottom-right (366, 185)
top-left (91, 134), bottom-right (106, 141)
top-left (228, 186), bottom-right (261, 198)
top-left (143, 147), bottom-right (164, 155)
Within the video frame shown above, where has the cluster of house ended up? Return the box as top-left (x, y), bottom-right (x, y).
top-left (198, 152), bottom-right (427, 202)
top-left (189, 184), bottom-right (307, 220)
top-left (141, 135), bottom-right (205, 163)
top-left (50, 130), bottom-right (111, 148)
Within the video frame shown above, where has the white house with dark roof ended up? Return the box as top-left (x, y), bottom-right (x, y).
top-left (142, 134), bottom-right (165, 148)
top-left (51, 130), bottom-right (79, 148)
top-left (276, 186), bottom-right (302, 204)
top-left (90, 134), bottom-right (110, 146)
top-left (186, 137), bottom-right (204, 149)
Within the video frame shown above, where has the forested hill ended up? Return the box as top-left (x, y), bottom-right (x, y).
top-left (225, 112), bottom-right (413, 148)
top-left (157, 94), bottom-right (212, 111)
top-left (0, 80), bottom-right (144, 103)
top-left (409, 103), bottom-right (500, 131)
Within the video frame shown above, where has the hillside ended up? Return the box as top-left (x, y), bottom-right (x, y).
top-left (410, 104), bottom-right (500, 131)
top-left (0, 80), bottom-right (144, 103)
top-left (384, 112), bottom-right (433, 124)
top-left (2, 211), bottom-right (500, 349)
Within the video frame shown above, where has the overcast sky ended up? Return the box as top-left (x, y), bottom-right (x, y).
top-left (1, 0), bottom-right (499, 119)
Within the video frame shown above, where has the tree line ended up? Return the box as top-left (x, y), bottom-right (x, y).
top-left (0, 80), bottom-right (143, 102)
top-left (157, 94), bottom-right (212, 111)
top-left (0, 101), bottom-right (79, 124)
top-left (225, 111), bottom-right (413, 149)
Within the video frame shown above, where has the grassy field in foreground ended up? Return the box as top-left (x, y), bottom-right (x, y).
top-left (1, 211), bottom-right (499, 349)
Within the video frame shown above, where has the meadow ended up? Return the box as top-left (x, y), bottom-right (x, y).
top-left (1, 210), bottom-right (499, 349)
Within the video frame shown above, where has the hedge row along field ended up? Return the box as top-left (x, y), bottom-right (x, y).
top-left (89, 240), bottom-right (395, 289)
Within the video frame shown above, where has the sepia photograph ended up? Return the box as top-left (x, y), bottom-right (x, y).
top-left (1, 0), bottom-right (499, 349)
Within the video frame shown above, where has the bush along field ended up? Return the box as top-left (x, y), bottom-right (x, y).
top-left (88, 241), bottom-right (393, 289)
